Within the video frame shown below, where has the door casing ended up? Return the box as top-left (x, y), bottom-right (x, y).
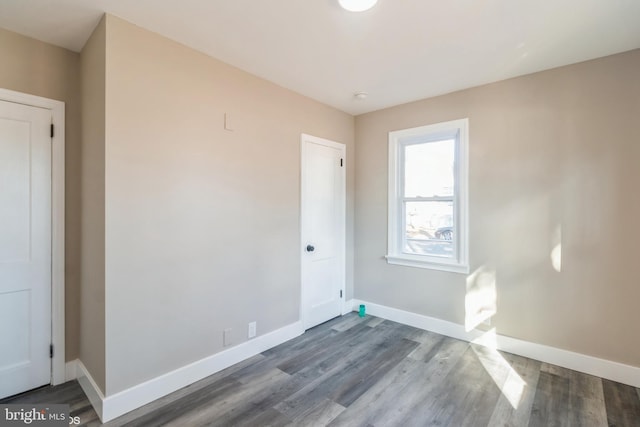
top-left (0, 88), bottom-right (65, 386)
top-left (300, 133), bottom-right (346, 330)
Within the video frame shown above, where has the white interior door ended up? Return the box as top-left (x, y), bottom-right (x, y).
top-left (301, 134), bottom-right (345, 330)
top-left (0, 99), bottom-right (52, 399)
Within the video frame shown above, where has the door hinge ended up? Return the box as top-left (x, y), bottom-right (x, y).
top-left (340, 290), bottom-right (343, 298)
top-left (49, 344), bottom-right (54, 358)
top-left (340, 158), bottom-right (343, 167)
top-left (50, 124), bottom-right (54, 138)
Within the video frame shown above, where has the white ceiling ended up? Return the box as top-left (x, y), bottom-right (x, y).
top-left (1, 0), bottom-right (639, 115)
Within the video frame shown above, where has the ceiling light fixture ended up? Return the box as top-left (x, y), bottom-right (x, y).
top-left (338, 0), bottom-right (378, 12)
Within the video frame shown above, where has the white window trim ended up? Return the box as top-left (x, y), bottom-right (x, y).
top-left (387, 118), bottom-right (469, 274)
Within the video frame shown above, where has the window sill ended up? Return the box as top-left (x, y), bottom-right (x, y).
top-left (385, 254), bottom-right (469, 274)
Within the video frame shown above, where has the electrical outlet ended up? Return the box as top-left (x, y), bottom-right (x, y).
top-left (248, 322), bottom-right (257, 339)
top-left (223, 328), bottom-right (232, 347)
top-left (482, 317), bottom-right (491, 326)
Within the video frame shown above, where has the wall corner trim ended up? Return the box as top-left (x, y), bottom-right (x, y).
top-left (65, 360), bottom-right (78, 382)
top-left (343, 299), bottom-right (355, 315)
top-left (350, 299), bottom-right (640, 388)
top-left (75, 360), bottom-right (105, 420)
top-left (77, 321), bottom-right (303, 423)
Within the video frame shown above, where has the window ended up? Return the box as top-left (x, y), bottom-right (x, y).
top-left (387, 118), bottom-right (469, 273)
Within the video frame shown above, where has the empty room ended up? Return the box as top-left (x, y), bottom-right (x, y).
top-left (1, 0), bottom-right (639, 426)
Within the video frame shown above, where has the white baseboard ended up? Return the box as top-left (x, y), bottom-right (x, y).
top-left (73, 321), bottom-right (303, 422)
top-left (351, 299), bottom-right (640, 388)
top-left (66, 302), bottom-right (639, 421)
top-left (343, 299), bottom-right (355, 315)
top-left (75, 359), bottom-right (105, 419)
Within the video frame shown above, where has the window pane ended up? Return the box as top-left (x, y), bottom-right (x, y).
top-left (404, 201), bottom-right (454, 257)
top-left (404, 139), bottom-right (454, 197)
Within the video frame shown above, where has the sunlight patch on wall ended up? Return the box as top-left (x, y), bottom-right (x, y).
top-left (465, 266), bottom-right (497, 331)
top-left (550, 225), bottom-right (562, 272)
top-left (472, 329), bottom-right (527, 409)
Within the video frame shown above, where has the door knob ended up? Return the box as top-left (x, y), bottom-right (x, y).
top-left (306, 245), bottom-right (315, 252)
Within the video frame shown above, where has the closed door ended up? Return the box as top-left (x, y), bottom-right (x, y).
top-left (0, 100), bottom-right (52, 398)
top-left (301, 134), bottom-right (345, 330)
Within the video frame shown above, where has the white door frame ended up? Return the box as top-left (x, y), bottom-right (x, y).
top-left (0, 88), bottom-right (65, 386)
top-left (300, 133), bottom-right (346, 329)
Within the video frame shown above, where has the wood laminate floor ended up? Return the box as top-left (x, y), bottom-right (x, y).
top-left (3, 313), bottom-right (640, 426)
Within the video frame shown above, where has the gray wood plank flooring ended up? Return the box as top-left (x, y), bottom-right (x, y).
top-left (2, 313), bottom-right (640, 426)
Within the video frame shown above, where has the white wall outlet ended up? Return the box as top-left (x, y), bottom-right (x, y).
top-left (223, 328), bottom-right (232, 347)
top-left (482, 317), bottom-right (491, 326)
top-left (248, 321), bottom-right (257, 339)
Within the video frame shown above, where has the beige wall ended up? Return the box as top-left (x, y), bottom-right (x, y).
top-left (355, 49), bottom-right (640, 367)
top-left (0, 28), bottom-right (81, 361)
top-left (79, 17), bottom-right (107, 392)
top-left (102, 15), bottom-right (354, 394)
